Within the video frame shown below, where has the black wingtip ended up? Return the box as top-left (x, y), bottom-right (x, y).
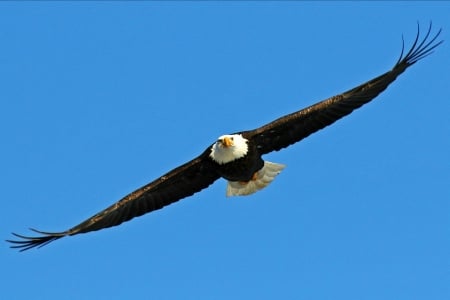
top-left (6, 229), bottom-right (65, 252)
top-left (396, 22), bottom-right (443, 66)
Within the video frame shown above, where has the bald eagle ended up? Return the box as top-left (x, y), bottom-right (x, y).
top-left (8, 24), bottom-right (442, 251)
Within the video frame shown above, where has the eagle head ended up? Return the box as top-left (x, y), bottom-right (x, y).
top-left (209, 134), bottom-right (248, 164)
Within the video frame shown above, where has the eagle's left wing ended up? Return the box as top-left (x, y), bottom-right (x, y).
top-left (8, 150), bottom-right (219, 251)
top-left (243, 24), bottom-right (442, 155)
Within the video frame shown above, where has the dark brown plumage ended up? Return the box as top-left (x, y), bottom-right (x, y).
top-left (244, 25), bottom-right (442, 154)
top-left (7, 23), bottom-right (442, 251)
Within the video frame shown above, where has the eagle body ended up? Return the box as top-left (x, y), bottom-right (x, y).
top-left (210, 134), bottom-right (263, 182)
top-left (8, 24), bottom-right (443, 251)
top-left (208, 134), bottom-right (285, 196)
top-left (214, 151), bottom-right (263, 182)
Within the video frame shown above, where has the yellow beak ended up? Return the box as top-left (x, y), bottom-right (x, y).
top-left (221, 137), bottom-right (233, 147)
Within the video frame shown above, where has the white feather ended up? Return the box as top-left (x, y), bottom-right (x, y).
top-left (226, 161), bottom-right (286, 197)
top-left (209, 134), bottom-right (248, 164)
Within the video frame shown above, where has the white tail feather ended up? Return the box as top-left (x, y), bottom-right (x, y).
top-left (226, 161), bottom-right (286, 197)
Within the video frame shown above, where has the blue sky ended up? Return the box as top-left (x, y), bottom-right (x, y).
top-left (2, 3), bottom-right (449, 300)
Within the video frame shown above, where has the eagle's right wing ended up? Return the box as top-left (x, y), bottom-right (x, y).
top-left (8, 149), bottom-right (220, 251)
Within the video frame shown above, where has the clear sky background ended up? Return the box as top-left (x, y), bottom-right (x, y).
top-left (1, 3), bottom-right (449, 300)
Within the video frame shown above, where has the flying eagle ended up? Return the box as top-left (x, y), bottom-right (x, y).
top-left (8, 24), bottom-right (442, 251)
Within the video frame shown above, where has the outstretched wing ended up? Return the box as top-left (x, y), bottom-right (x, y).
top-left (8, 150), bottom-right (219, 251)
top-left (243, 23), bottom-right (442, 154)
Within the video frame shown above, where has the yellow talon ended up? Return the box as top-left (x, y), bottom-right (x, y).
top-left (238, 172), bottom-right (258, 185)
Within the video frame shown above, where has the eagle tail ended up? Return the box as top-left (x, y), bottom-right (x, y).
top-left (226, 161), bottom-right (286, 197)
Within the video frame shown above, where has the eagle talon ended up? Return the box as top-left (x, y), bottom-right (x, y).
top-left (238, 172), bottom-right (259, 185)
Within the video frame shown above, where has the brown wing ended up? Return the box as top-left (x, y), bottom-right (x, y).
top-left (243, 23), bottom-right (442, 154)
top-left (7, 149), bottom-right (219, 251)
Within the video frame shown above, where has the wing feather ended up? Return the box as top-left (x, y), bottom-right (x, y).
top-left (244, 23), bottom-right (442, 154)
top-left (7, 151), bottom-right (219, 251)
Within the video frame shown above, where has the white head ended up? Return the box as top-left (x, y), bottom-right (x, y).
top-left (209, 134), bottom-right (249, 164)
